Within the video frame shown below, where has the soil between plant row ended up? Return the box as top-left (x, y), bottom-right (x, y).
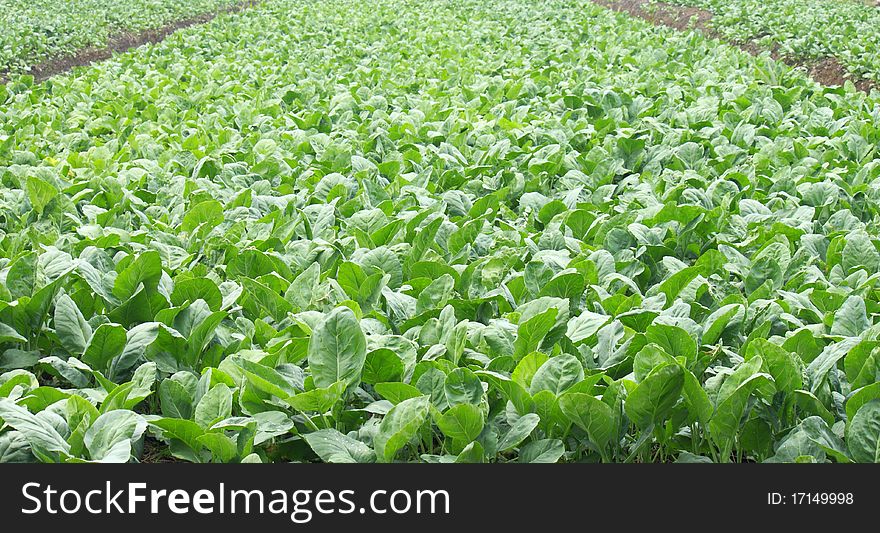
top-left (0, 0), bottom-right (261, 85)
top-left (0, 0), bottom-right (875, 95)
top-left (591, 0), bottom-right (878, 93)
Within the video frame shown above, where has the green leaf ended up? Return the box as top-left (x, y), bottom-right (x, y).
top-left (646, 323), bottom-right (697, 364)
top-left (374, 382), bottom-right (423, 405)
top-left (362, 349), bottom-right (404, 385)
top-left (284, 381), bottom-right (345, 413)
top-left (710, 374), bottom-right (775, 457)
top-left (624, 364), bottom-right (684, 429)
top-left (511, 352), bottom-right (548, 389)
top-left (497, 413), bottom-right (541, 451)
top-left (304, 429), bottom-right (375, 463)
top-left (529, 354), bottom-right (584, 395)
top-left (437, 403), bottom-right (484, 442)
top-left (113, 251), bottom-right (162, 301)
top-left (444, 368), bottom-right (483, 406)
top-left (307, 307), bottom-right (367, 390)
top-left (149, 417), bottom-right (205, 454)
top-left (558, 392), bottom-right (615, 453)
top-left (746, 338), bottom-right (803, 394)
top-left (54, 293), bottom-right (92, 355)
top-left (182, 199), bottom-right (224, 233)
top-left (831, 296), bottom-right (869, 337)
top-left (565, 310), bottom-right (610, 343)
top-left (847, 383), bottom-right (880, 422)
top-left (513, 308), bottom-right (557, 360)
top-left (82, 323), bottom-right (126, 371)
top-left (171, 278), bottom-right (223, 312)
top-left (26, 176), bottom-right (58, 215)
top-left (0, 398), bottom-right (70, 457)
top-left (374, 395), bottom-right (430, 463)
top-left (159, 379), bottom-right (194, 419)
top-left (416, 274), bottom-right (455, 314)
top-left (519, 438), bottom-right (564, 463)
top-left (84, 410), bottom-right (146, 463)
top-left (237, 359), bottom-right (300, 399)
top-left (475, 371), bottom-right (534, 415)
top-left (0, 323), bottom-right (27, 344)
top-left (194, 384), bottom-right (233, 428)
top-left (846, 399), bottom-right (880, 463)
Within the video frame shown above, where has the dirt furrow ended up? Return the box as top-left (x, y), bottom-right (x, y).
top-left (592, 0), bottom-right (877, 93)
top-left (1, 0), bottom-right (260, 85)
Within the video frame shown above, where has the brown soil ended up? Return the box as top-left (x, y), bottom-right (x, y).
top-left (594, 0), bottom-right (713, 31)
top-left (0, 0), bottom-right (260, 85)
top-left (592, 0), bottom-right (878, 93)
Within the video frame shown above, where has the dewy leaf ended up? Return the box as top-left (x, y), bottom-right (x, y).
top-left (307, 306), bottom-right (367, 390)
top-left (374, 395), bottom-right (430, 463)
top-left (304, 429), bottom-right (375, 463)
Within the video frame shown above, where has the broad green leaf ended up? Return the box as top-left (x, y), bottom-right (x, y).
top-left (846, 399), bottom-right (880, 463)
top-left (624, 364), bottom-right (684, 429)
top-left (374, 395), bottom-right (430, 463)
top-left (304, 429), bottom-right (375, 463)
top-left (53, 294), bottom-right (92, 355)
top-left (194, 384), bottom-right (233, 428)
top-left (307, 307), bottom-right (367, 390)
top-left (84, 410), bottom-right (146, 463)
top-left (497, 413), bottom-right (540, 451)
top-left (437, 403), bottom-right (484, 442)
top-left (0, 398), bottom-right (70, 457)
top-left (558, 393), bottom-right (615, 453)
top-left (519, 438), bottom-right (564, 463)
top-left (529, 354), bottom-right (584, 395)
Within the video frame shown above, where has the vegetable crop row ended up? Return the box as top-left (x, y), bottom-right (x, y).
top-left (1, 0), bottom-right (880, 463)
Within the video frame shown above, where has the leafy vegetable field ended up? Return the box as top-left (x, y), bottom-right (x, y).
top-left (666, 0), bottom-right (880, 84)
top-left (0, 0), bottom-right (243, 75)
top-left (2, 0), bottom-right (880, 464)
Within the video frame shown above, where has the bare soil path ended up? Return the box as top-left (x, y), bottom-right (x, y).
top-left (592, 0), bottom-right (877, 93)
top-left (0, 0), bottom-right (260, 85)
